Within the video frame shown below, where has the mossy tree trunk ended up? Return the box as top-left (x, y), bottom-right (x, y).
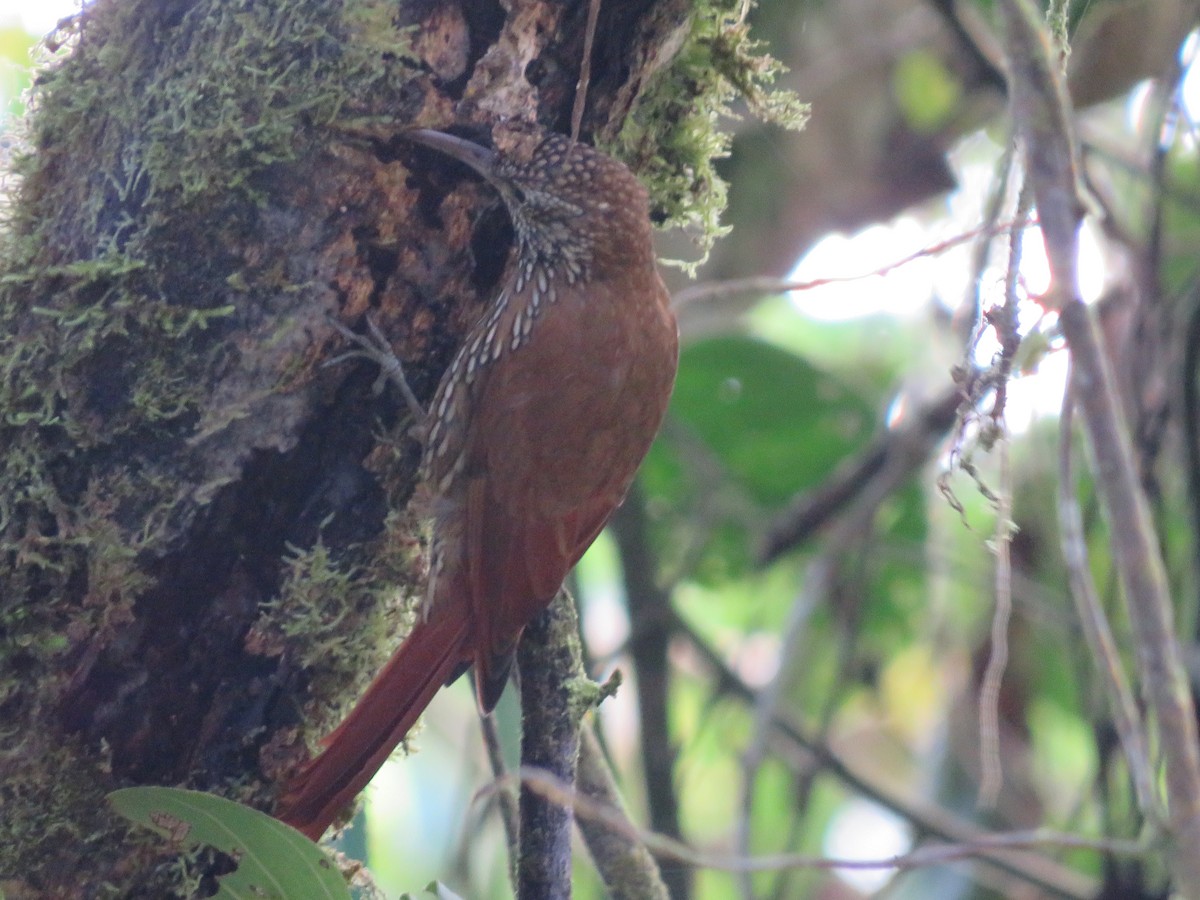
top-left (0, 0), bottom-right (695, 893)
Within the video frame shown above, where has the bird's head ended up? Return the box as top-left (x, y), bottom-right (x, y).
top-left (406, 123), bottom-right (653, 277)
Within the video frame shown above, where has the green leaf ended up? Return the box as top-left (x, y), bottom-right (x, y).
top-left (668, 336), bottom-right (875, 504)
top-left (637, 335), bottom-right (879, 582)
top-left (108, 787), bottom-right (351, 900)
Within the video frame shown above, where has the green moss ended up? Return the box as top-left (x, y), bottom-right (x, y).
top-left (0, 0), bottom-right (419, 647)
top-left (21, 0), bottom-right (415, 223)
top-left (256, 505), bottom-right (425, 736)
top-left (0, 744), bottom-right (159, 896)
top-left (1, 0), bottom-right (417, 392)
top-left (0, 6), bottom-right (421, 887)
top-left (607, 0), bottom-right (808, 272)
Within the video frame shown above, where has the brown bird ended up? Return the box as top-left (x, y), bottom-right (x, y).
top-left (277, 124), bottom-right (678, 840)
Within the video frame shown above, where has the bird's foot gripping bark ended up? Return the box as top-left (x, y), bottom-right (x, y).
top-left (325, 313), bottom-right (428, 428)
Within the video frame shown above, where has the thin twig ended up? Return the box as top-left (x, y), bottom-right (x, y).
top-left (1184, 292), bottom-right (1200, 617)
top-left (977, 434), bottom-right (1013, 809)
top-left (741, 456), bottom-right (912, 892)
top-left (485, 766), bottom-right (1147, 876)
top-left (975, 196), bottom-right (1026, 804)
top-left (1137, 30), bottom-right (1190, 323)
top-left (997, 0), bottom-right (1082, 283)
top-left (1133, 34), bottom-right (1196, 496)
top-left (960, 133), bottom-right (1017, 344)
top-left (767, 558), bottom-right (870, 900)
top-left (570, 0), bottom-right (602, 143)
top-left (480, 711), bottom-right (520, 890)
top-left (737, 551), bottom-right (831, 899)
top-left (609, 487), bottom-right (691, 898)
top-left (675, 613), bottom-right (1098, 898)
top-left (925, 0), bottom-right (1009, 94)
top-left (672, 220), bottom-right (1031, 312)
top-left (999, 0), bottom-right (1200, 891)
top-left (759, 386), bottom-right (963, 565)
top-left (576, 727), bottom-right (671, 900)
top-left (1057, 386), bottom-right (1162, 826)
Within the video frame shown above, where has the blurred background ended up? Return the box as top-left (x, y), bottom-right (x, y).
top-left (5, 1), bottom-right (1199, 898)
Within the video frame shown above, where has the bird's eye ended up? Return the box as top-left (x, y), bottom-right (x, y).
top-left (510, 186), bottom-right (527, 204)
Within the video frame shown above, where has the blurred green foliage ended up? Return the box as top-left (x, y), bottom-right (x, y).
top-left (0, 25), bottom-right (35, 121)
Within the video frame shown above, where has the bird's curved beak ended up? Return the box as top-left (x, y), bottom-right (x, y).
top-left (405, 129), bottom-right (498, 181)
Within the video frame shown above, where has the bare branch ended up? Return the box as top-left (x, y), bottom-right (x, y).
top-left (576, 727), bottom-right (671, 900)
top-left (977, 436), bottom-right (1014, 808)
top-left (1057, 388), bottom-right (1162, 826)
top-left (759, 386), bottom-right (962, 565)
top-left (675, 615), bottom-right (1098, 898)
top-left (999, 0), bottom-right (1200, 891)
top-left (517, 593), bottom-right (585, 900)
top-left (673, 221), bottom-right (1029, 314)
top-left (480, 711), bottom-right (521, 892)
top-left (491, 766), bottom-right (1146, 879)
top-left (608, 486), bottom-right (691, 898)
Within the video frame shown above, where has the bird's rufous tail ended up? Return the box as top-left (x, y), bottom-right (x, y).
top-left (276, 612), bottom-right (471, 840)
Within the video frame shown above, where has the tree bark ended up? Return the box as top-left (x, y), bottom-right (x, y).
top-left (0, 0), bottom-right (694, 893)
top-left (516, 593), bottom-right (583, 900)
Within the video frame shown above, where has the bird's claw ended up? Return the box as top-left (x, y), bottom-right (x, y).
top-left (325, 313), bottom-right (428, 426)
